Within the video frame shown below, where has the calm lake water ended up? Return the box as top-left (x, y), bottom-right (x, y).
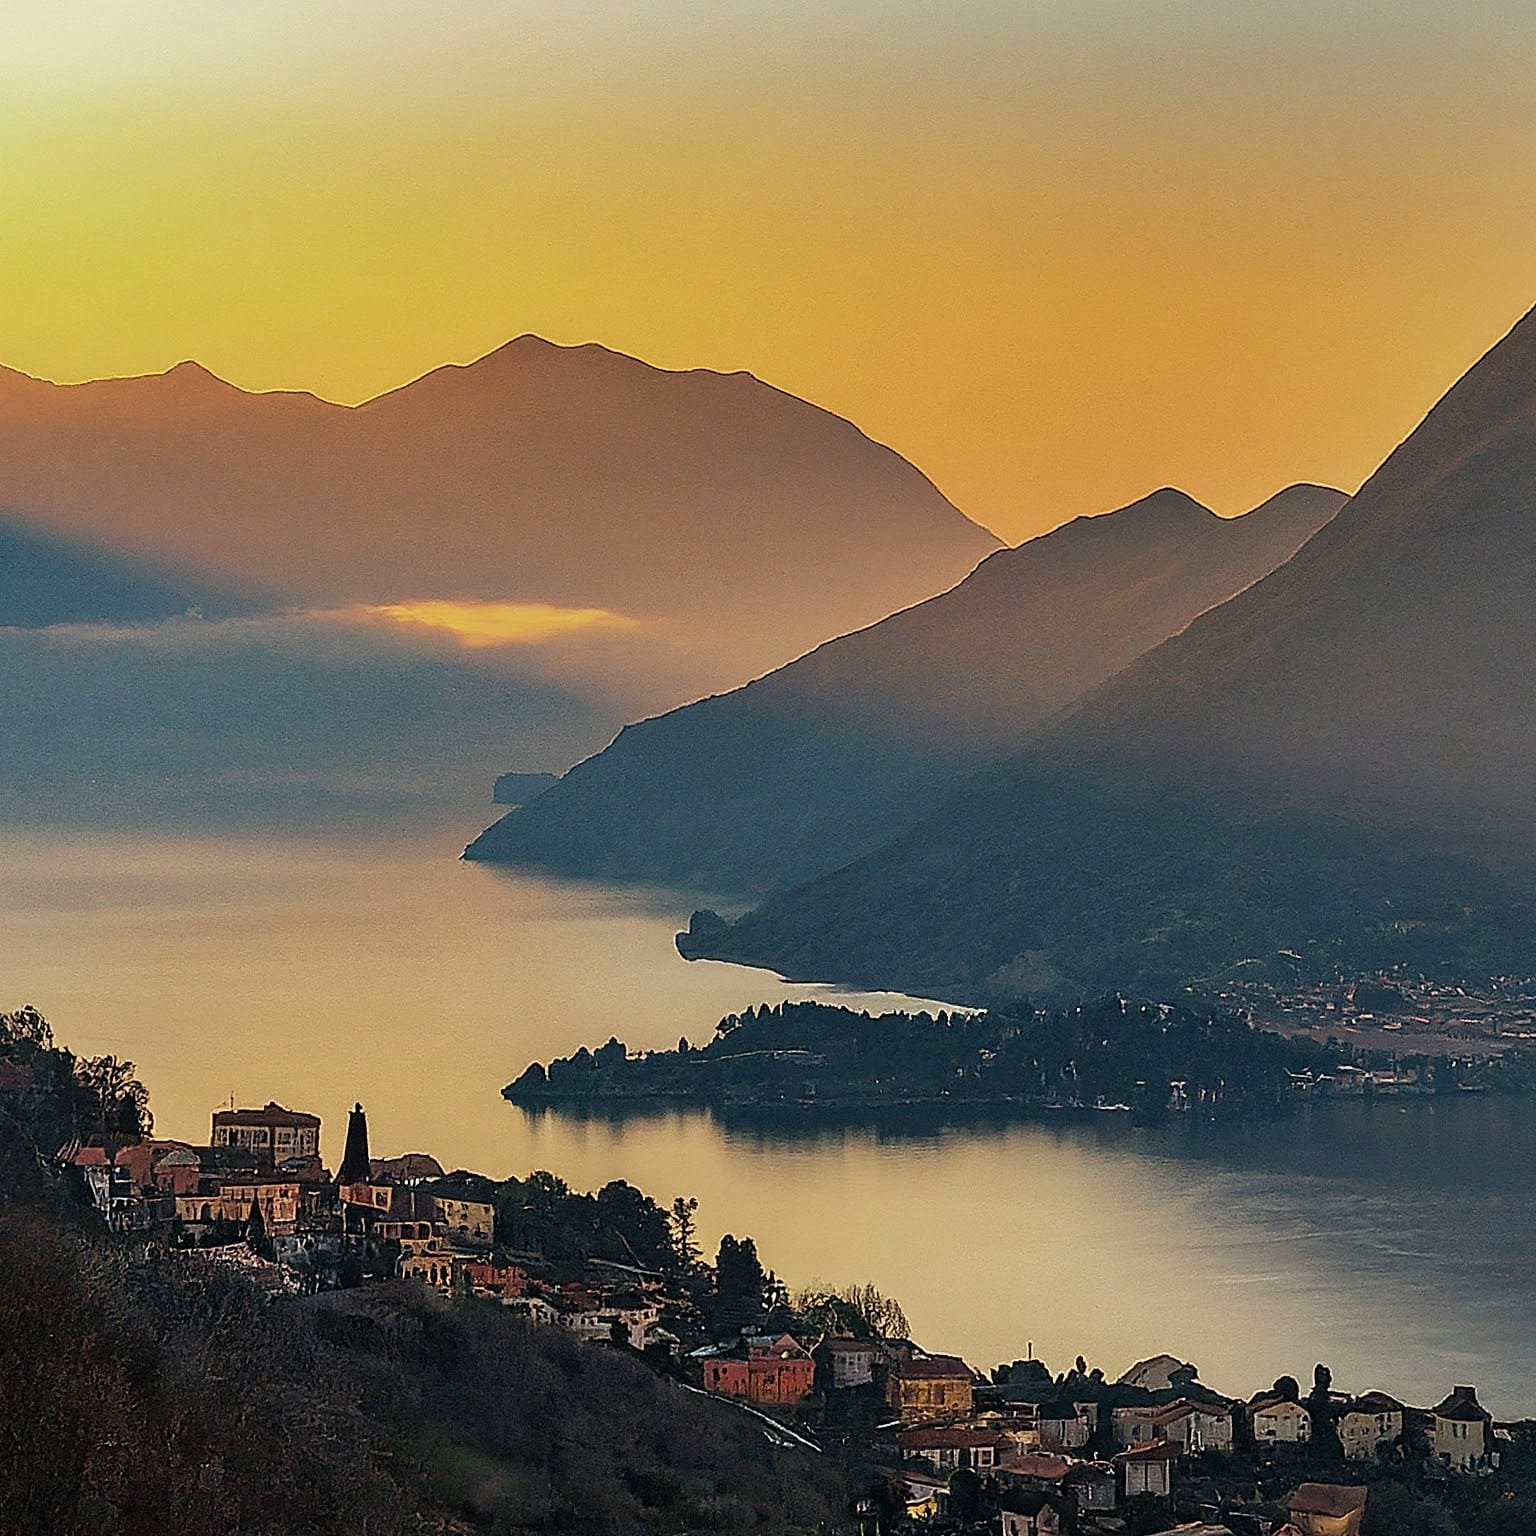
top-left (5, 826), bottom-right (1535, 1413)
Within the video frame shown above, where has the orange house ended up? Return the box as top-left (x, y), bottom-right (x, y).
top-left (462, 1260), bottom-right (528, 1299)
top-left (702, 1333), bottom-right (816, 1407)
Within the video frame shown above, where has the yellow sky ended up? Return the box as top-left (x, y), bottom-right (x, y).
top-left (3, 2), bottom-right (1535, 542)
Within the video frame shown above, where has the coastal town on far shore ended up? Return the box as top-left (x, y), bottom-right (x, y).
top-left (42, 1081), bottom-right (1533, 1536)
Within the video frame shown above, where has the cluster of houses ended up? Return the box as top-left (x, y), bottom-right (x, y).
top-left (60, 1097), bottom-right (683, 1350)
top-left (686, 1334), bottom-right (1505, 1533)
top-left (58, 1097), bottom-right (1514, 1536)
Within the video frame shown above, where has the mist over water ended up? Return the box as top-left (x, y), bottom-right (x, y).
top-left (5, 827), bottom-right (1535, 1411)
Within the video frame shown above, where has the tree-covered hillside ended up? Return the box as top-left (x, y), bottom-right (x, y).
top-left (0, 1009), bottom-right (851, 1536)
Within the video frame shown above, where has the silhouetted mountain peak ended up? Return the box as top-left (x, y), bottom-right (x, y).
top-left (1047, 486), bottom-right (1214, 546)
top-left (0, 335), bottom-right (998, 691)
top-left (467, 473), bottom-right (1338, 891)
top-left (162, 359), bottom-right (224, 383)
top-left (1052, 299), bottom-right (1536, 823)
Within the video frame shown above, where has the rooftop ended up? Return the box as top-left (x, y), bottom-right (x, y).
top-left (892, 1354), bottom-right (974, 1380)
top-left (1115, 1440), bottom-right (1180, 1462)
top-left (1432, 1385), bottom-right (1490, 1421)
top-left (897, 1427), bottom-right (1009, 1450)
top-left (996, 1453), bottom-right (1073, 1481)
top-left (1289, 1483), bottom-right (1368, 1518)
top-left (212, 1101), bottom-right (321, 1129)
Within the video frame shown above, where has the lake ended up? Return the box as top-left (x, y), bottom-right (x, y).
top-left (5, 826), bottom-right (1534, 1413)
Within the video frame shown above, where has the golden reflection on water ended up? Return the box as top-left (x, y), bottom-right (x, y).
top-left (4, 830), bottom-right (1533, 1409)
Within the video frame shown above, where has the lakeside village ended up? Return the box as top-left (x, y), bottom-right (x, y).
top-left (50, 1086), bottom-right (1536, 1536)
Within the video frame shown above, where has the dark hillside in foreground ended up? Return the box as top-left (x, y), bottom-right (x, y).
top-left (468, 484), bottom-right (1342, 893)
top-left (679, 303), bottom-right (1536, 1000)
top-left (0, 1009), bottom-right (849, 1536)
top-left (0, 1192), bottom-right (847, 1535)
top-left (0, 1147), bottom-right (846, 1535)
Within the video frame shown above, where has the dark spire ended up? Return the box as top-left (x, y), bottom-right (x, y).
top-left (337, 1101), bottom-right (370, 1184)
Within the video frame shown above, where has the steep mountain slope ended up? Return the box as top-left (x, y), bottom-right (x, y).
top-left (1059, 302), bottom-right (1536, 829)
top-left (0, 513), bottom-right (251, 627)
top-left (684, 305), bottom-right (1536, 998)
top-left (0, 343), bottom-right (998, 691)
top-left (465, 484), bottom-right (1342, 892)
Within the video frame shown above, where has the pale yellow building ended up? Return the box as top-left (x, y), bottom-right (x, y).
top-left (885, 1355), bottom-right (975, 1422)
top-left (433, 1195), bottom-right (494, 1248)
top-left (398, 1238), bottom-right (466, 1295)
top-left (177, 1178), bottom-right (300, 1233)
top-left (1153, 1399), bottom-right (1234, 1453)
top-left (1250, 1396), bottom-right (1311, 1446)
top-left (210, 1102), bottom-right (320, 1165)
top-left (1288, 1482), bottom-right (1367, 1536)
top-left (1337, 1394), bottom-right (1403, 1460)
top-left (1431, 1385), bottom-right (1493, 1472)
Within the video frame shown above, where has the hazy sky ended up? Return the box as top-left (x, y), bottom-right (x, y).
top-left (4, 1), bottom-right (1535, 540)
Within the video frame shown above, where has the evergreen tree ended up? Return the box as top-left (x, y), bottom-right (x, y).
top-left (246, 1198), bottom-right (274, 1260)
top-left (668, 1196), bottom-right (701, 1274)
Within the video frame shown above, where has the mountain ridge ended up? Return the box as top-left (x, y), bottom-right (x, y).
top-left (0, 337), bottom-right (999, 695)
top-left (465, 481), bottom-right (1343, 893)
top-left (679, 303), bottom-right (1536, 999)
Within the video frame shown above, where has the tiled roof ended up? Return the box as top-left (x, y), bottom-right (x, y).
top-left (1432, 1386), bottom-right (1490, 1422)
top-left (212, 1101), bottom-right (320, 1129)
top-left (1061, 1462), bottom-right (1114, 1483)
top-left (893, 1354), bottom-right (973, 1380)
top-left (1115, 1440), bottom-right (1180, 1462)
top-left (1289, 1483), bottom-right (1367, 1517)
top-left (996, 1452), bottom-right (1073, 1481)
top-left (898, 1427), bottom-right (1009, 1450)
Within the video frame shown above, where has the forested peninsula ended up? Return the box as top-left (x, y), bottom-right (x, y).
top-left (502, 997), bottom-right (1520, 1117)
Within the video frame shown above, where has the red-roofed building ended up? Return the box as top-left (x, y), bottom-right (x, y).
top-left (461, 1260), bottom-right (528, 1300)
top-left (700, 1333), bottom-right (816, 1408)
top-left (896, 1425), bottom-right (1010, 1472)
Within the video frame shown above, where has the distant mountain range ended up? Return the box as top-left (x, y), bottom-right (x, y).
top-left (679, 303), bottom-right (1536, 1000)
top-left (0, 342), bottom-right (998, 694)
top-left (0, 340), bottom-right (1005, 826)
top-left (466, 483), bottom-right (1342, 892)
